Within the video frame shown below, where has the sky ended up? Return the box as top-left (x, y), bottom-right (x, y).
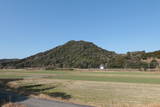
top-left (0, 0), bottom-right (160, 59)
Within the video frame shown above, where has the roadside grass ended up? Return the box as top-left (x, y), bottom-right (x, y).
top-left (2, 103), bottom-right (26, 107)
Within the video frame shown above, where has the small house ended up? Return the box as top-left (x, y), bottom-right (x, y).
top-left (100, 64), bottom-right (104, 70)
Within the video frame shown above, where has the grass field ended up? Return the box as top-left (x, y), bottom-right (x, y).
top-left (1, 69), bottom-right (160, 107)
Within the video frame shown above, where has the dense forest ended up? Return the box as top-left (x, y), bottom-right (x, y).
top-left (0, 59), bottom-right (19, 64)
top-left (0, 40), bottom-right (160, 69)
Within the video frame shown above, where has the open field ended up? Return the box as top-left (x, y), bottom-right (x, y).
top-left (1, 69), bottom-right (160, 107)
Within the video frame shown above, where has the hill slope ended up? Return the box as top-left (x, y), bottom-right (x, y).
top-left (0, 59), bottom-right (19, 64)
top-left (1, 40), bottom-right (117, 69)
top-left (1, 41), bottom-right (160, 69)
top-left (143, 50), bottom-right (160, 59)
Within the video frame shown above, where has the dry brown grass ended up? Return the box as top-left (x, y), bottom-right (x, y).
top-left (2, 102), bottom-right (160, 107)
top-left (3, 70), bottom-right (160, 107)
top-left (8, 79), bottom-right (160, 107)
top-left (106, 103), bottom-right (160, 107)
top-left (2, 103), bottom-right (26, 107)
top-left (32, 94), bottom-right (160, 107)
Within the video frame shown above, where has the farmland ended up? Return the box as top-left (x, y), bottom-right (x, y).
top-left (1, 69), bottom-right (160, 107)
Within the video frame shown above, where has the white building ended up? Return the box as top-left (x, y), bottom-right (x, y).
top-left (100, 64), bottom-right (104, 70)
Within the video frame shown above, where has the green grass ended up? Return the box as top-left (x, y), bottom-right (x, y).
top-left (48, 75), bottom-right (160, 84)
top-left (1, 69), bottom-right (160, 84)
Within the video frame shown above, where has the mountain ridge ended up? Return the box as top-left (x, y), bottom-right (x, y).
top-left (0, 40), bottom-right (117, 68)
top-left (0, 40), bottom-right (160, 69)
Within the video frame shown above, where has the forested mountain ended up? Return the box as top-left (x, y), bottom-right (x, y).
top-left (0, 40), bottom-right (160, 69)
top-left (0, 59), bottom-right (19, 64)
top-left (142, 50), bottom-right (160, 59)
top-left (0, 40), bottom-right (117, 69)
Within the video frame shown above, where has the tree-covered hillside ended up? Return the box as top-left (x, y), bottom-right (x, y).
top-left (0, 59), bottom-right (19, 64)
top-left (1, 41), bottom-right (160, 69)
top-left (1, 40), bottom-right (116, 69)
top-left (142, 50), bottom-right (160, 59)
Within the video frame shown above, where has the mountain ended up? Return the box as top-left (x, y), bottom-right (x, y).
top-left (142, 50), bottom-right (160, 59)
top-left (1, 40), bottom-right (160, 69)
top-left (110, 51), bottom-right (160, 69)
top-left (0, 59), bottom-right (19, 64)
top-left (1, 40), bottom-right (117, 69)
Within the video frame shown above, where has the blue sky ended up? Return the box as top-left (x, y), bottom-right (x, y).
top-left (0, 0), bottom-right (160, 58)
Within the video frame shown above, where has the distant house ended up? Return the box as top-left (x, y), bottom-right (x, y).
top-left (100, 64), bottom-right (104, 70)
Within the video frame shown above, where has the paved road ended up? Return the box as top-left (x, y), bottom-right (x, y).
top-left (20, 98), bottom-right (92, 107)
top-left (0, 90), bottom-right (93, 107)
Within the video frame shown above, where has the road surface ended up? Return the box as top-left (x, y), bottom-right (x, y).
top-left (20, 98), bottom-right (92, 107)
